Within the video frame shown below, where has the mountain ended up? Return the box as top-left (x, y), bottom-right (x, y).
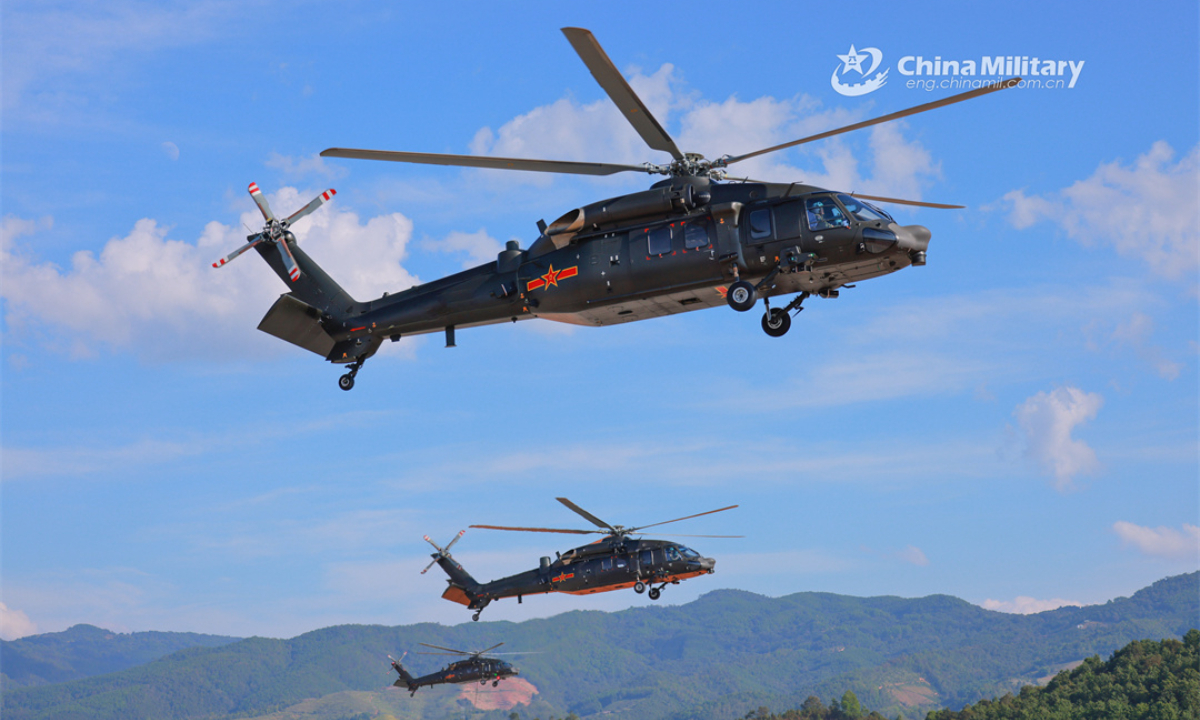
top-left (2, 573), bottom-right (1196, 720)
top-left (0, 624), bottom-right (239, 690)
top-left (926, 630), bottom-right (1200, 719)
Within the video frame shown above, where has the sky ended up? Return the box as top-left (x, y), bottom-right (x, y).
top-left (1, 0), bottom-right (1197, 641)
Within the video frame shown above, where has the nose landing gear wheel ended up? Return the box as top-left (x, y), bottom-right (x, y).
top-left (762, 308), bottom-right (791, 337)
top-left (648, 587), bottom-right (661, 600)
top-left (472, 612), bottom-right (481, 622)
top-left (634, 581), bottom-right (646, 594)
top-left (493, 680), bottom-right (500, 687)
top-left (726, 280), bottom-right (757, 312)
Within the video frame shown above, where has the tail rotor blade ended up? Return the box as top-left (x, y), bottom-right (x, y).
top-left (284, 189), bottom-right (337, 226)
top-left (212, 235), bottom-right (263, 269)
top-left (423, 534), bottom-right (444, 553)
top-left (248, 182), bottom-right (276, 222)
top-left (420, 559), bottom-right (438, 575)
top-left (443, 529), bottom-right (466, 553)
top-left (274, 237), bottom-right (301, 282)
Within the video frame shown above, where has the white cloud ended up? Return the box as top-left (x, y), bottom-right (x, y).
top-left (980, 596), bottom-right (1082, 614)
top-left (895, 545), bottom-right (930, 566)
top-left (468, 63), bottom-right (941, 201)
top-left (1, 188), bottom-right (418, 361)
top-left (265, 152), bottom-right (348, 181)
top-left (1112, 521), bottom-right (1200, 560)
top-left (1108, 312), bottom-right (1182, 380)
top-left (1001, 141), bottom-right (1200, 281)
top-left (0, 602), bottom-right (38, 640)
top-left (1014, 386), bottom-right (1103, 490)
top-left (160, 141), bottom-right (179, 161)
top-left (422, 228), bottom-right (504, 268)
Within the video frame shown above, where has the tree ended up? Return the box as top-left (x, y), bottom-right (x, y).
top-left (840, 690), bottom-right (863, 718)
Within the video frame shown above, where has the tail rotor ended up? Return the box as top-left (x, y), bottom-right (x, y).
top-left (212, 182), bottom-right (336, 282)
top-left (420, 530), bottom-right (465, 574)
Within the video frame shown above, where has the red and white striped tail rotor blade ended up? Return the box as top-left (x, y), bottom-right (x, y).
top-left (212, 235), bottom-right (263, 269)
top-left (284, 188), bottom-right (336, 226)
top-left (275, 237), bottom-right (302, 282)
top-left (248, 182), bottom-right (277, 222)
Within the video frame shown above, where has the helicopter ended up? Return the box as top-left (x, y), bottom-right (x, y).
top-left (389, 643), bottom-right (521, 696)
top-left (424, 497), bottom-right (740, 621)
top-left (214, 27), bottom-right (1020, 390)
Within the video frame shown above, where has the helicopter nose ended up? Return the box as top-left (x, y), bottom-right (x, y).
top-left (698, 556), bottom-right (716, 572)
top-left (893, 224), bottom-right (931, 252)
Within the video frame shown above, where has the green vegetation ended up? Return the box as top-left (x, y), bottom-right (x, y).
top-left (2, 573), bottom-right (1195, 720)
top-left (1, 624), bottom-right (238, 690)
top-left (926, 629), bottom-right (1200, 720)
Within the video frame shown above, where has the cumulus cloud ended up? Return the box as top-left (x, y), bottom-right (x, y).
top-left (1113, 521), bottom-right (1200, 560)
top-left (1, 187), bottom-right (418, 361)
top-left (1014, 386), bottom-right (1103, 490)
top-left (0, 602), bottom-right (38, 640)
top-left (422, 228), bottom-right (504, 268)
top-left (468, 62), bottom-right (941, 200)
top-left (981, 596), bottom-right (1083, 614)
top-left (1001, 141), bottom-right (1200, 280)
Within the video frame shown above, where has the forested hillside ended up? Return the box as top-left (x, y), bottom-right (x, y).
top-left (0, 624), bottom-right (238, 689)
top-left (3, 573), bottom-right (1195, 720)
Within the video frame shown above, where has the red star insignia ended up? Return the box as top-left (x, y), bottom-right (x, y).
top-left (541, 265), bottom-right (562, 288)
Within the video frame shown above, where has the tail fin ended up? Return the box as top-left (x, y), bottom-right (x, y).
top-left (389, 654), bottom-right (417, 691)
top-left (422, 532), bottom-right (482, 607)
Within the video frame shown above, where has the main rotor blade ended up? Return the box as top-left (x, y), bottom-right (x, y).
top-left (420, 642), bottom-right (471, 654)
top-left (478, 642), bottom-right (504, 655)
top-left (643, 533), bottom-right (745, 538)
top-left (248, 182), bottom-right (276, 222)
top-left (284, 188), bottom-right (337, 226)
top-left (561, 27), bottom-right (683, 161)
top-left (320, 148), bottom-right (648, 177)
top-left (850, 193), bottom-right (964, 209)
top-left (469, 524), bottom-right (598, 535)
top-left (722, 78), bottom-right (1022, 166)
top-left (629, 505), bottom-right (739, 533)
top-left (556, 497), bottom-right (616, 533)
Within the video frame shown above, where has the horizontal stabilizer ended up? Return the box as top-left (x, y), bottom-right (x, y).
top-left (257, 294), bottom-right (336, 357)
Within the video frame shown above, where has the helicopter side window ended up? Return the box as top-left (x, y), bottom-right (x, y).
top-left (615, 557), bottom-right (627, 569)
top-left (600, 558), bottom-right (613, 572)
top-left (665, 546), bottom-right (681, 561)
top-left (836, 194), bottom-right (888, 222)
top-left (806, 197), bottom-right (850, 231)
top-left (640, 549), bottom-right (655, 566)
top-left (646, 225), bottom-right (672, 256)
top-left (748, 208), bottom-right (773, 240)
top-left (683, 220), bottom-right (710, 249)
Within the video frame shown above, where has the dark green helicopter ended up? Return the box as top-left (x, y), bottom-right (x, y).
top-left (389, 643), bottom-right (521, 696)
top-left (214, 27), bottom-right (1019, 390)
top-left (424, 498), bottom-right (740, 621)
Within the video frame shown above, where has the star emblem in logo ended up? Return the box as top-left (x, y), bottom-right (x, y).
top-left (525, 264), bottom-right (579, 292)
top-left (837, 45), bottom-right (868, 75)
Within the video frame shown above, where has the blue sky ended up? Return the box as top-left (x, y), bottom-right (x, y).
top-left (2, 0), bottom-right (1197, 640)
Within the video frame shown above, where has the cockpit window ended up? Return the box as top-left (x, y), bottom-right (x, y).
top-left (806, 197), bottom-right (850, 230)
top-left (836, 194), bottom-right (890, 222)
top-left (679, 547), bottom-right (700, 559)
top-left (665, 546), bottom-right (681, 561)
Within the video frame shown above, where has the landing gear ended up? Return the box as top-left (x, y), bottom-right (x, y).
top-left (472, 611), bottom-right (481, 622)
top-left (726, 280), bottom-right (757, 312)
top-left (648, 587), bottom-right (662, 600)
top-left (634, 581), bottom-right (646, 594)
top-left (492, 680), bottom-right (500, 687)
top-left (762, 308), bottom-right (791, 337)
top-left (338, 358), bottom-right (365, 391)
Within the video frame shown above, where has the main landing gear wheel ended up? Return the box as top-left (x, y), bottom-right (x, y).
top-left (648, 587), bottom-right (662, 600)
top-left (726, 280), bottom-right (757, 312)
top-left (762, 308), bottom-right (791, 337)
top-left (634, 581), bottom-right (646, 594)
top-left (338, 374), bottom-right (355, 391)
top-left (472, 612), bottom-right (481, 622)
top-left (492, 680), bottom-right (500, 687)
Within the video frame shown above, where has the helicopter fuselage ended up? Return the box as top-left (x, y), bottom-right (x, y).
top-left (437, 536), bottom-right (716, 608)
top-left (399, 656), bottom-right (517, 691)
top-left (257, 177), bottom-right (930, 368)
